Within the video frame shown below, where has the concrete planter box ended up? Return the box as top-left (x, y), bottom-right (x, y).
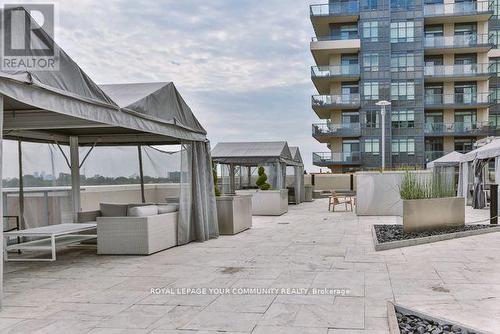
top-left (236, 189), bottom-right (288, 216)
top-left (402, 197), bottom-right (465, 233)
top-left (216, 195), bottom-right (252, 235)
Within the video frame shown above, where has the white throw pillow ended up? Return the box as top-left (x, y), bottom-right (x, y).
top-left (127, 205), bottom-right (159, 217)
top-left (157, 204), bottom-right (179, 214)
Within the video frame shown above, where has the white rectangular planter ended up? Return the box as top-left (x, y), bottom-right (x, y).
top-left (236, 189), bottom-right (288, 216)
top-left (216, 195), bottom-right (252, 235)
top-left (402, 197), bottom-right (465, 233)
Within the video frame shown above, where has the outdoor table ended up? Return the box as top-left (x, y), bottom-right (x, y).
top-left (4, 223), bottom-right (97, 262)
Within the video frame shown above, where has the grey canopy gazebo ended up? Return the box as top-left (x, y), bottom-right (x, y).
top-left (211, 141), bottom-right (305, 203)
top-left (426, 151), bottom-right (464, 169)
top-left (0, 7), bottom-right (218, 271)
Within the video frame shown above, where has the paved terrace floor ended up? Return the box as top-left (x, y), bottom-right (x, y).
top-left (1, 199), bottom-right (499, 334)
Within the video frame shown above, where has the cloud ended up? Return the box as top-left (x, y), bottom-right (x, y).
top-left (18, 0), bottom-right (326, 171)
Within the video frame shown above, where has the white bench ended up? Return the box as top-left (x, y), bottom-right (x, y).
top-left (4, 223), bottom-right (97, 262)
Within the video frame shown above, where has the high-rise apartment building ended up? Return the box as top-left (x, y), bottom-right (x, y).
top-left (310, 0), bottom-right (500, 172)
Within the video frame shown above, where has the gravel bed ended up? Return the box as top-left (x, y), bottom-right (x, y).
top-left (375, 224), bottom-right (496, 244)
top-left (397, 311), bottom-right (477, 334)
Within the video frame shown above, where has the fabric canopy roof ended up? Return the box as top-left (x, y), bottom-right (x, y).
top-left (427, 151), bottom-right (464, 168)
top-left (212, 141), bottom-right (302, 166)
top-left (463, 138), bottom-right (500, 162)
top-left (289, 147), bottom-right (303, 165)
top-left (1, 7), bottom-right (206, 146)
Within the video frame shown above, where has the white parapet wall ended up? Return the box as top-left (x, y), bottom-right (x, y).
top-left (355, 171), bottom-right (432, 216)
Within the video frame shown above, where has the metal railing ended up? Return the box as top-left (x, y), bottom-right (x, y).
top-left (310, 2), bottom-right (359, 16)
top-left (424, 92), bottom-right (491, 105)
top-left (424, 63), bottom-right (492, 77)
top-left (424, 1), bottom-right (493, 17)
top-left (424, 34), bottom-right (492, 48)
top-left (424, 121), bottom-right (493, 135)
top-left (312, 123), bottom-right (361, 137)
top-left (311, 65), bottom-right (360, 78)
top-left (313, 152), bottom-right (361, 165)
top-left (312, 94), bottom-right (361, 108)
top-left (312, 34), bottom-right (359, 42)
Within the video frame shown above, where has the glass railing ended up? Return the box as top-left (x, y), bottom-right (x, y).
top-left (312, 94), bottom-right (361, 107)
top-left (312, 123), bottom-right (361, 137)
top-left (310, 2), bottom-right (360, 16)
top-left (311, 65), bottom-right (360, 78)
top-left (313, 152), bottom-right (361, 165)
top-left (424, 63), bottom-right (491, 77)
top-left (424, 34), bottom-right (492, 48)
top-left (424, 121), bottom-right (492, 134)
top-left (312, 34), bottom-right (359, 42)
top-left (424, 1), bottom-right (493, 17)
top-left (424, 92), bottom-right (491, 105)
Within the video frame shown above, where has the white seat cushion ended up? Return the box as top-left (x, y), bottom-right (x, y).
top-left (158, 204), bottom-right (179, 214)
top-left (127, 205), bottom-right (159, 217)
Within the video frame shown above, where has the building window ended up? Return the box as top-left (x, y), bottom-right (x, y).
top-left (391, 0), bottom-right (414, 10)
top-left (363, 22), bottom-right (378, 42)
top-left (490, 30), bottom-right (500, 46)
top-left (490, 114), bottom-right (500, 128)
top-left (365, 110), bottom-right (379, 128)
top-left (365, 139), bottom-right (380, 155)
top-left (390, 21), bottom-right (415, 43)
top-left (363, 53), bottom-right (379, 71)
top-left (392, 138), bottom-right (415, 155)
top-left (391, 53), bottom-right (415, 72)
top-left (392, 109), bottom-right (415, 128)
top-left (391, 81), bottom-right (415, 100)
top-left (361, 0), bottom-right (378, 10)
top-left (363, 82), bottom-right (379, 100)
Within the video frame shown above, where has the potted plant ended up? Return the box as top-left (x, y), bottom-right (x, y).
top-left (236, 166), bottom-right (288, 216)
top-left (213, 163), bottom-right (252, 235)
top-left (399, 171), bottom-right (465, 232)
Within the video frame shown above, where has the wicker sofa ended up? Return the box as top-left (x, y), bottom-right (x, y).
top-left (78, 203), bottom-right (178, 255)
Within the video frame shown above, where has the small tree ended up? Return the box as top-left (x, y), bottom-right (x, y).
top-left (256, 166), bottom-right (271, 190)
top-left (212, 162), bottom-right (221, 196)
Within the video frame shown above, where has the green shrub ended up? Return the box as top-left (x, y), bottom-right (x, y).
top-left (399, 171), bottom-right (455, 200)
top-left (256, 166), bottom-right (271, 190)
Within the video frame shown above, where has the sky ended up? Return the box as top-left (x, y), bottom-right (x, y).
top-left (5, 0), bottom-right (325, 174)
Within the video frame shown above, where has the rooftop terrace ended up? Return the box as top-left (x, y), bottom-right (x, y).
top-left (1, 199), bottom-right (499, 333)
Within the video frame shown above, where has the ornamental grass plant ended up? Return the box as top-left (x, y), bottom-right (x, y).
top-left (399, 171), bottom-right (456, 200)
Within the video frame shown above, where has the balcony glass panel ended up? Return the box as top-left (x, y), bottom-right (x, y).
top-left (311, 65), bottom-right (360, 78)
top-left (423, 63), bottom-right (491, 76)
top-left (424, 92), bottom-right (491, 105)
top-left (312, 123), bottom-right (361, 136)
top-left (313, 152), bottom-right (361, 164)
top-left (312, 94), bottom-right (361, 107)
top-left (424, 34), bottom-right (491, 48)
top-left (310, 2), bottom-right (359, 16)
top-left (424, 121), bottom-right (492, 134)
top-left (424, 1), bottom-right (492, 16)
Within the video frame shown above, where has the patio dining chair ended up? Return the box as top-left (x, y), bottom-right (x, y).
top-left (328, 190), bottom-right (354, 212)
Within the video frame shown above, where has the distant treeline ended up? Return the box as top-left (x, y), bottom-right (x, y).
top-left (2, 173), bottom-right (181, 188)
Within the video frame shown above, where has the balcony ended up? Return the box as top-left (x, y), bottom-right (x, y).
top-left (311, 36), bottom-right (361, 64)
top-left (313, 152), bottom-right (361, 166)
top-left (310, 2), bottom-right (359, 36)
top-left (424, 92), bottom-right (491, 109)
top-left (424, 63), bottom-right (492, 82)
top-left (424, 34), bottom-right (493, 55)
top-left (312, 123), bottom-right (361, 142)
top-left (424, 121), bottom-right (493, 136)
top-left (424, 1), bottom-right (493, 24)
top-left (311, 65), bottom-right (360, 94)
top-left (312, 94), bottom-right (361, 118)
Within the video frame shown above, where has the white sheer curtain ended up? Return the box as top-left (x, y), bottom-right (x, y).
top-left (178, 141), bottom-right (219, 245)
